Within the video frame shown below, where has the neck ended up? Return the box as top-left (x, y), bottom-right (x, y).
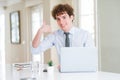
top-left (64, 24), bottom-right (73, 32)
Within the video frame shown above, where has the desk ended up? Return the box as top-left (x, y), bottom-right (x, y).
top-left (6, 64), bottom-right (120, 80)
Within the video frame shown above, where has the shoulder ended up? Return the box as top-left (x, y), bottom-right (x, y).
top-left (74, 27), bottom-right (90, 34)
top-left (52, 29), bottom-right (63, 35)
top-left (45, 29), bottom-right (62, 39)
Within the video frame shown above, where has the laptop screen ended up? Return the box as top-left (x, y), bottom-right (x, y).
top-left (60, 47), bottom-right (98, 72)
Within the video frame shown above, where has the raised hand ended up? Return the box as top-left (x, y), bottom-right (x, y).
top-left (40, 22), bottom-right (52, 33)
top-left (32, 21), bottom-right (52, 48)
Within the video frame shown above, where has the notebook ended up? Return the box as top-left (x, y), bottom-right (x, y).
top-left (60, 47), bottom-right (98, 73)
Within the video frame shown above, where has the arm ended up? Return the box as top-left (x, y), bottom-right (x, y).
top-left (32, 22), bottom-right (52, 48)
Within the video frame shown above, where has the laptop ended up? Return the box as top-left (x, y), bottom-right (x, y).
top-left (60, 47), bottom-right (98, 73)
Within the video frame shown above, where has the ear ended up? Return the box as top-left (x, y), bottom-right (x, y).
top-left (70, 15), bottom-right (74, 21)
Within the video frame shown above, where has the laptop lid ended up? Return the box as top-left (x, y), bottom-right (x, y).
top-left (60, 47), bottom-right (98, 73)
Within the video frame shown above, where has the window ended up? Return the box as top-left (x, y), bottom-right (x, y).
top-left (74, 0), bottom-right (97, 44)
top-left (30, 5), bottom-right (43, 63)
top-left (31, 5), bottom-right (43, 40)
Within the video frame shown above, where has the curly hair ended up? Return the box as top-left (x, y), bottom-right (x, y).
top-left (52, 4), bottom-right (74, 19)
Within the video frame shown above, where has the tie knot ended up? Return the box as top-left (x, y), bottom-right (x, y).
top-left (64, 32), bottom-right (69, 35)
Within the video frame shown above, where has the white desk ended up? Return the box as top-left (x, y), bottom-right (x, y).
top-left (6, 64), bottom-right (120, 80)
top-left (58, 72), bottom-right (120, 80)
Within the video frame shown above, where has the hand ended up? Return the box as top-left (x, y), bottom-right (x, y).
top-left (40, 22), bottom-right (52, 33)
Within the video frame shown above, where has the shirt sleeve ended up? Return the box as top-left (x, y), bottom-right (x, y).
top-left (31, 34), bottom-right (55, 54)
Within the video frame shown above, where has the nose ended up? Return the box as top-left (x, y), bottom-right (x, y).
top-left (59, 19), bottom-right (64, 25)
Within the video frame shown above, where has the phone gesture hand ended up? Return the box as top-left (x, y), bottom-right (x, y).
top-left (41, 22), bottom-right (52, 33)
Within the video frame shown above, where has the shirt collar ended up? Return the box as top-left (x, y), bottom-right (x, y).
top-left (69, 26), bottom-right (76, 35)
top-left (61, 26), bottom-right (77, 35)
top-left (68, 26), bottom-right (78, 36)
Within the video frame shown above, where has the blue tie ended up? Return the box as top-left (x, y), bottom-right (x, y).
top-left (64, 32), bottom-right (70, 47)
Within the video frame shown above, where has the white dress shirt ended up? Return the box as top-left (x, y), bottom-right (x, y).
top-left (31, 26), bottom-right (95, 55)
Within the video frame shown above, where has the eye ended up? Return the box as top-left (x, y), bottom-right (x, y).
top-left (63, 16), bottom-right (66, 19)
top-left (56, 18), bottom-right (60, 21)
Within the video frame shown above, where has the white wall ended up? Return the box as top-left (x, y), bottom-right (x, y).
top-left (4, 0), bottom-right (63, 65)
top-left (5, 1), bottom-right (27, 64)
top-left (98, 0), bottom-right (120, 73)
top-left (5, 0), bottom-right (42, 64)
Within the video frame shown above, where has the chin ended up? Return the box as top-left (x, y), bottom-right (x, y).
top-left (61, 28), bottom-right (66, 31)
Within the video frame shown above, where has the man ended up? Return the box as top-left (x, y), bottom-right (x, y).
top-left (31, 3), bottom-right (94, 58)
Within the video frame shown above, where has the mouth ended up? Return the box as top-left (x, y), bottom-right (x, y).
top-left (61, 25), bottom-right (65, 29)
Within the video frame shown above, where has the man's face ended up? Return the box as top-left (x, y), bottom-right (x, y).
top-left (56, 12), bottom-right (73, 32)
